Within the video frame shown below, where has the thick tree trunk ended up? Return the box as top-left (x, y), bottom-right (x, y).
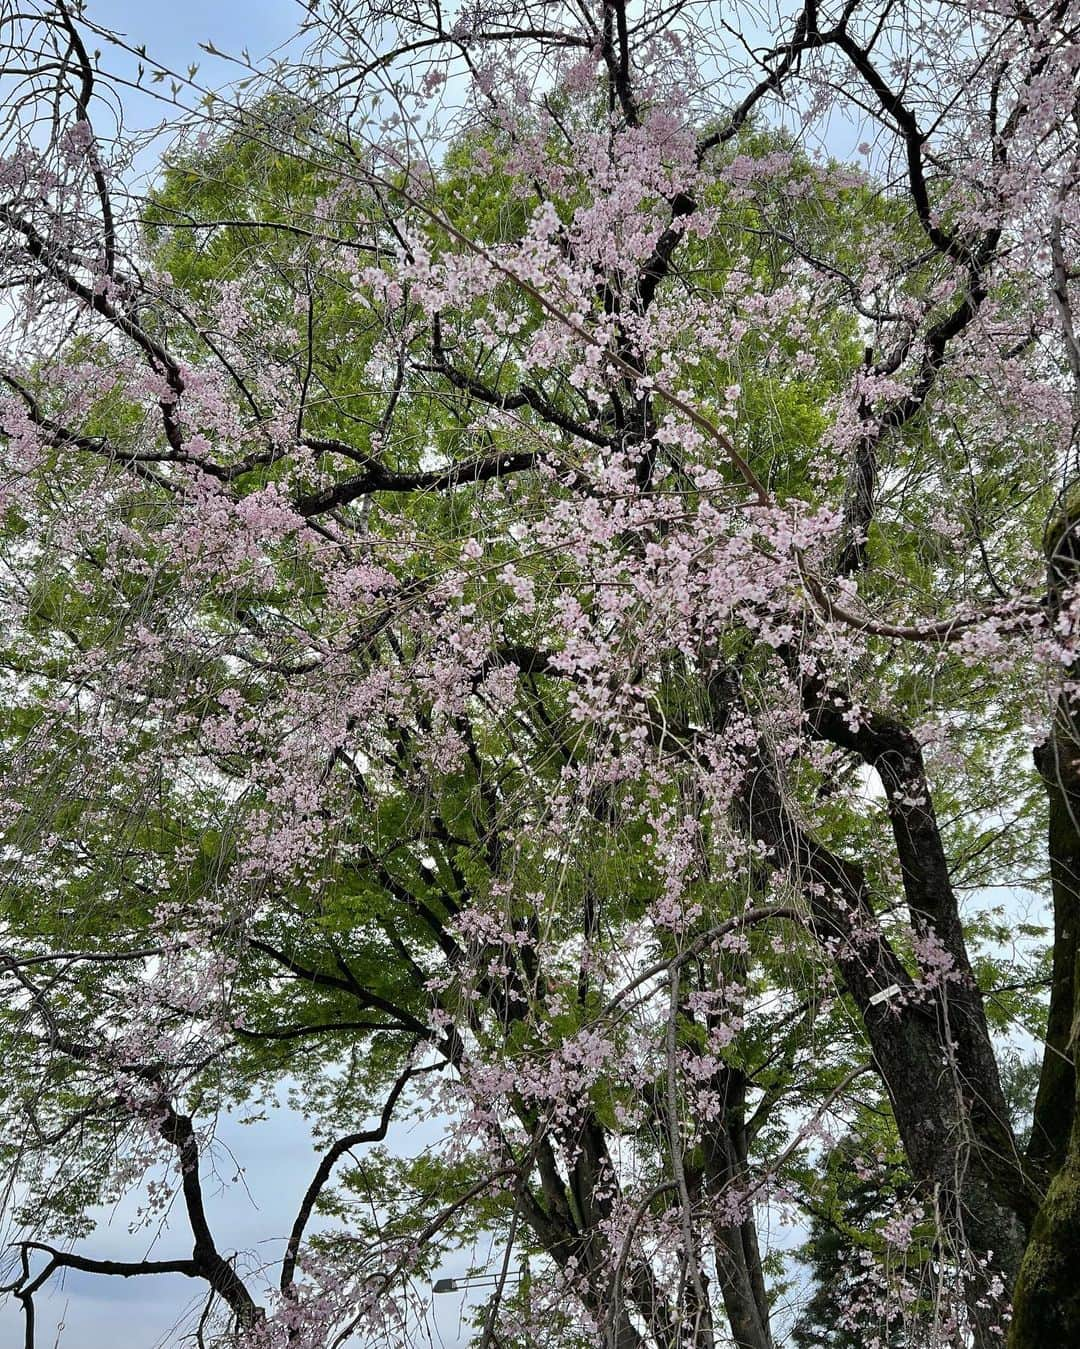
top-left (739, 754), bottom-right (1032, 1342)
top-left (1028, 497), bottom-right (1080, 1176)
top-left (1010, 743), bottom-right (1080, 1344)
top-left (806, 700), bottom-right (1037, 1234)
top-left (1008, 498), bottom-right (1080, 1345)
top-left (1027, 738), bottom-right (1079, 1176)
top-left (1008, 1112), bottom-right (1080, 1348)
top-left (700, 1067), bottom-right (774, 1349)
top-left (712, 1225), bottom-right (773, 1349)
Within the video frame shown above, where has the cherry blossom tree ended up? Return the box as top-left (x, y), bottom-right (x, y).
top-left (1, 1), bottom-right (1079, 1346)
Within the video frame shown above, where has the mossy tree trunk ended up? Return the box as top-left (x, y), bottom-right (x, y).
top-left (1009, 1120), bottom-right (1080, 1347)
top-left (1009, 498), bottom-right (1080, 1347)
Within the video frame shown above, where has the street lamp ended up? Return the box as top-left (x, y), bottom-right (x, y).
top-left (432, 1272), bottom-right (522, 1295)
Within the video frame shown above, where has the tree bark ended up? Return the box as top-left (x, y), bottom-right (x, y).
top-left (702, 1067), bottom-right (774, 1349)
top-left (1027, 735), bottom-right (1080, 1177)
top-left (738, 752), bottom-right (1030, 1342)
top-left (1009, 495), bottom-right (1080, 1346)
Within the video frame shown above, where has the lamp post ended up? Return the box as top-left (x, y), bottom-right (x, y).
top-left (432, 1260), bottom-right (530, 1342)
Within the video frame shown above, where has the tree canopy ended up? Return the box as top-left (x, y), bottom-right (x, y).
top-left (1, 2), bottom-right (1079, 1347)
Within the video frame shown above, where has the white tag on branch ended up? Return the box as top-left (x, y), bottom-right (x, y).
top-left (869, 983), bottom-right (902, 1006)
